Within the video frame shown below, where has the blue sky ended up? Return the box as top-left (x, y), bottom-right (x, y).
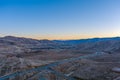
top-left (0, 0), bottom-right (120, 40)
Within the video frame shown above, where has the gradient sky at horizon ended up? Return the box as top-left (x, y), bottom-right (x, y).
top-left (0, 0), bottom-right (120, 40)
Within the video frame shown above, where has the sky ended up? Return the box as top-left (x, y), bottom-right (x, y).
top-left (0, 0), bottom-right (120, 40)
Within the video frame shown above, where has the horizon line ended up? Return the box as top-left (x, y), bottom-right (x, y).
top-left (0, 35), bottom-right (120, 40)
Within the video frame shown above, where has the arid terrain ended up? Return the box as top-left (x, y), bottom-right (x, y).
top-left (0, 36), bottom-right (120, 80)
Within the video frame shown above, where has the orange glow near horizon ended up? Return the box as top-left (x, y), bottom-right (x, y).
top-left (17, 34), bottom-right (120, 40)
top-left (0, 33), bottom-right (119, 40)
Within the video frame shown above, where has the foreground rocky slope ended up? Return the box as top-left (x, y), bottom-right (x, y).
top-left (1, 52), bottom-right (120, 80)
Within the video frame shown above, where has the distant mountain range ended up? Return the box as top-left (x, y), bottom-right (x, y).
top-left (1, 36), bottom-right (120, 54)
top-left (1, 36), bottom-right (120, 44)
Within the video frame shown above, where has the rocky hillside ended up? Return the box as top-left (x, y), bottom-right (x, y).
top-left (1, 36), bottom-right (120, 53)
top-left (1, 36), bottom-right (120, 80)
